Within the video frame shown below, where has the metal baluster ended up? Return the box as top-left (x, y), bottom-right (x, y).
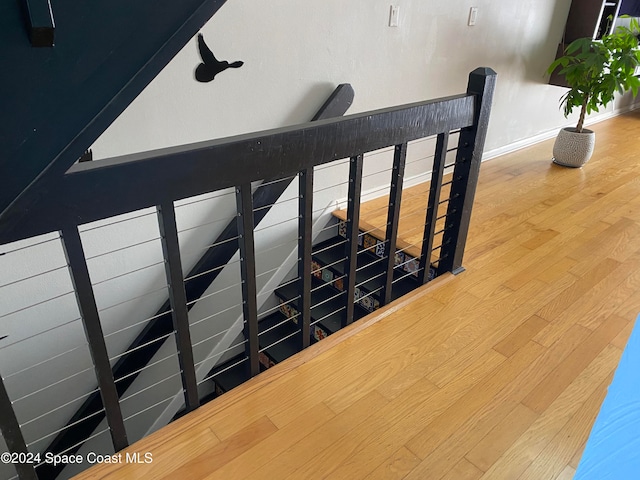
top-left (298, 170), bottom-right (313, 349)
top-left (418, 132), bottom-right (449, 284)
top-left (381, 143), bottom-right (407, 305)
top-left (61, 225), bottom-right (128, 452)
top-left (157, 201), bottom-right (199, 412)
top-left (236, 184), bottom-right (260, 377)
top-left (0, 375), bottom-right (37, 479)
top-left (344, 154), bottom-right (364, 326)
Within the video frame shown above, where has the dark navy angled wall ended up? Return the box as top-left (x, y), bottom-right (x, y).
top-left (0, 0), bottom-right (227, 227)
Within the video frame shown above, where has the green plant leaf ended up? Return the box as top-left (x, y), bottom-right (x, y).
top-left (547, 22), bottom-right (640, 119)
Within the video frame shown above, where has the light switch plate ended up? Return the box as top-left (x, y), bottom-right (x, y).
top-left (389, 5), bottom-right (400, 27)
top-left (468, 7), bottom-right (479, 26)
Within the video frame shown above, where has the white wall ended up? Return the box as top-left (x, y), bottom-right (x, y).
top-left (3, 1), bottom-right (640, 478)
top-left (90, 0), bottom-right (630, 161)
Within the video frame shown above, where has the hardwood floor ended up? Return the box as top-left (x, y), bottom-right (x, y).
top-left (74, 111), bottom-right (640, 480)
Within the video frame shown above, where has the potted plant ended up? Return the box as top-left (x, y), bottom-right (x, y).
top-left (548, 17), bottom-right (640, 167)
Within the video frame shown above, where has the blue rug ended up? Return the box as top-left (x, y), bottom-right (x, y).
top-left (574, 315), bottom-right (640, 479)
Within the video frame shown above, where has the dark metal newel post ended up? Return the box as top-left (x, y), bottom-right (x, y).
top-left (61, 225), bottom-right (128, 452)
top-left (298, 169), bottom-right (313, 349)
top-left (236, 184), bottom-right (260, 377)
top-left (439, 67), bottom-right (497, 275)
top-left (0, 375), bottom-right (37, 480)
top-left (157, 202), bottom-right (199, 412)
top-left (382, 143), bottom-right (407, 305)
top-left (344, 154), bottom-right (364, 326)
top-left (418, 132), bottom-right (449, 284)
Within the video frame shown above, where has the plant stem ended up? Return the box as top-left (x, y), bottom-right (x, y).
top-left (576, 95), bottom-right (588, 133)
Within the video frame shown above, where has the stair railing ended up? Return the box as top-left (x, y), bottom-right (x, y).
top-left (0, 67), bottom-right (495, 480)
top-left (23, 83), bottom-right (354, 480)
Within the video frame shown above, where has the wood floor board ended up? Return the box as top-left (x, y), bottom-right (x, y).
top-left (282, 380), bottom-right (437, 480)
top-left (423, 273), bottom-right (484, 306)
top-left (210, 296), bottom-right (446, 435)
top-left (410, 321), bottom-right (596, 475)
top-left (362, 446), bottom-right (422, 480)
top-left (478, 344), bottom-right (621, 480)
top-left (405, 340), bottom-right (546, 460)
top-left (612, 283), bottom-right (640, 321)
top-left (464, 244), bottom-right (542, 299)
top-left (574, 252), bottom-right (640, 329)
top-left (439, 458), bottom-right (484, 480)
top-left (610, 319), bottom-right (636, 350)
top-left (404, 400), bottom-right (523, 480)
top-left (526, 194), bottom-right (615, 233)
top-left (517, 372), bottom-right (613, 480)
top-left (534, 261), bottom-right (639, 347)
top-left (555, 465), bottom-right (578, 480)
top-left (426, 279), bottom-right (555, 388)
top-left (535, 257), bottom-right (622, 322)
top-left (159, 416), bottom-right (277, 480)
top-left (567, 217), bottom-right (640, 264)
top-left (462, 215), bottom-right (531, 260)
top-left (534, 266), bottom-right (636, 347)
top-left (493, 314), bottom-right (549, 358)
top-left (602, 181), bottom-right (640, 224)
top-left (465, 403), bottom-right (539, 473)
top-left (200, 403), bottom-right (335, 480)
top-left (569, 440), bottom-right (587, 470)
top-left (310, 349), bottom-right (509, 480)
top-left (535, 256), bottom-right (579, 285)
top-left (407, 315), bottom-right (597, 467)
top-left (495, 225), bottom-right (586, 289)
top-left (73, 426), bottom-right (220, 480)
top-left (523, 314), bottom-right (627, 414)
top-left (464, 221), bottom-right (595, 298)
top-left (253, 391), bottom-right (390, 480)
top-left (375, 359), bottom-right (441, 401)
top-left (284, 296), bottom-right (469, 417)
top-left (73, 112), bottom-right (640, 480)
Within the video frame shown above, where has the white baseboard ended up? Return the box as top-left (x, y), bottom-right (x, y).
top-left (482, 100), bottom-right (640, 162)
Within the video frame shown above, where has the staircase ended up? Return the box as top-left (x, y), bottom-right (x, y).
top-left (204, 208), bottom-right (434, 398)
top-left (0, 67), bottom-right (496, 480)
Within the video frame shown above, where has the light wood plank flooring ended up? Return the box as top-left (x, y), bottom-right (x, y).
top-left (75, 111), bottom-right (640, 480)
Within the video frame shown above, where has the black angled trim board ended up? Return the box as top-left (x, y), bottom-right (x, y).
top-left (34, 84), bottom-right (353, 480)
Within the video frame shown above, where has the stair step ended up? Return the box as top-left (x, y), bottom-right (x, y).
top-left (211, 355), bottom-right (250, 396)
top-left (312, 236), bottom-right (418, 312)
top-left (275, 276), bottom-right (368, 341)
top-left (332, 214), bottom-right (436, 282)
top-left (258, 312), bottom-right (301, 369)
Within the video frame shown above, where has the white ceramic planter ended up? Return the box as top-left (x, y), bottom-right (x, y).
top-left (552, 127), bottom-right (596, 168)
